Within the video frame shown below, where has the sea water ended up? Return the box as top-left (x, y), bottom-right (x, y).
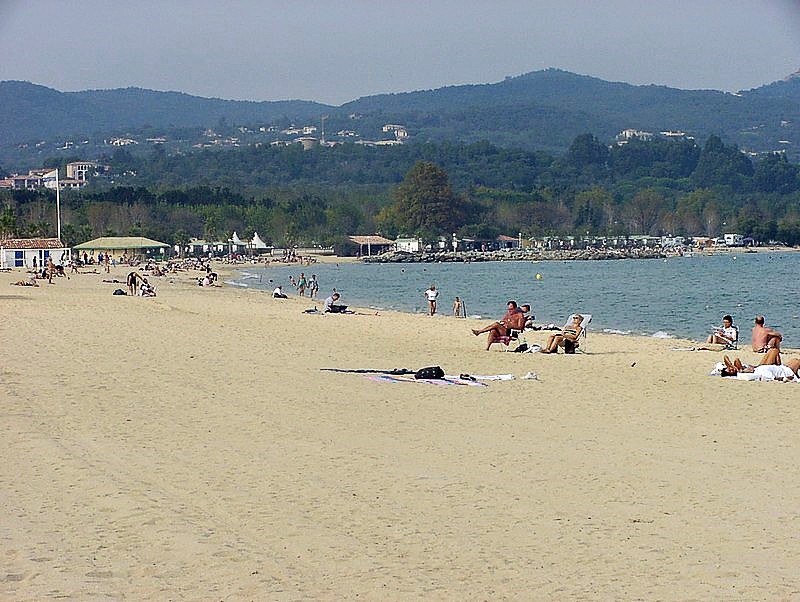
top-left (233, 252), bottom-right (800, 343)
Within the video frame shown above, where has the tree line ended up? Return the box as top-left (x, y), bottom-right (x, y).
top-left (1, 134), bottom-right (799, 247)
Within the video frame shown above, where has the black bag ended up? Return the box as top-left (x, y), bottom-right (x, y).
top-left (113, 288), bottom-right (127, 296)
top-left (512, 343), bottom-right (529, 353)
top-left (414, 366), bottom-right (445, 380)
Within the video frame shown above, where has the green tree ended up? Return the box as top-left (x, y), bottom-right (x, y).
top-left (173, 229), bottom-right (191, 257)
top-left (565, 134), bottom-right (609, 168)
top-left (0, 205), bottom-right (17, 237)
top-left (389, 161), bottom-right (466, 238)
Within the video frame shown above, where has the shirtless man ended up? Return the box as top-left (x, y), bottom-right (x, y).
top-left (472, 302), bottom-right (528, 350)
top-left (751, 315), bottom-right (782, 352)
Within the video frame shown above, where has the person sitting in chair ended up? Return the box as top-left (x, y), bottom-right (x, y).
top-left (707, 314), bottom-right (738, 347)
top-left (472, 301), bottom-right (526, 351)
top-left (540, 314), bottom-right (584, 354)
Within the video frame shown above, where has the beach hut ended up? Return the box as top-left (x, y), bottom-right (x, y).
top-left (73, 236), bottom-right (170, 259)
top-left (345, 235), bottom-right (395, 256)
top-left (0, 238), bottom-right (71, 269)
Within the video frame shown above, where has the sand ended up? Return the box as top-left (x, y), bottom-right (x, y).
top-left (1, 264), bottom-right (799, 600)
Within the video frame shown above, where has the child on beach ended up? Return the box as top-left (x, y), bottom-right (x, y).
top-left (453, 296), bottom-right (463, 317)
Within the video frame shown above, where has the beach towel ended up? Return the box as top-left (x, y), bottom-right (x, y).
top-left (365, 374), bottom-right (487, 387)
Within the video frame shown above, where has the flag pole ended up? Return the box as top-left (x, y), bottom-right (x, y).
top-left (56, 169), bottom-right (61, 241)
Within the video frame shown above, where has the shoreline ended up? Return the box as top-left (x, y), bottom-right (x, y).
top-left (361, 245), bottom-right (799, 264)
top-left (226, 261), bottom-right (799, 349)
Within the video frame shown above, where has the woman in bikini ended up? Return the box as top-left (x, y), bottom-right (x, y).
top-left (540, 314), bottom-right (583, 354)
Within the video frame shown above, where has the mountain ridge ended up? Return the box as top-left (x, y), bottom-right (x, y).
top-left (1, 68), bottom-right (798, 158)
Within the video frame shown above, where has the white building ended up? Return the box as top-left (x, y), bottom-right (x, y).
top-left (66, 161), bottom-right (97, 180)
top-left (395, 237), bottom-right (422, 253)
top-left (616, 129), bottom-right (653, 144)
top-left (0, 238), bottom-right (71, 269)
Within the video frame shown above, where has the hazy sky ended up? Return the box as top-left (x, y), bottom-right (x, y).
top-left (1, 1), bottom-right (799, 104)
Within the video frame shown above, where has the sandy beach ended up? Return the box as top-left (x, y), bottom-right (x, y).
top-left (2, 264), bottom-right (799, 600)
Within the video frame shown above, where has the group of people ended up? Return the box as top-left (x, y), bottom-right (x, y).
top-left (126, 271), bottom-right (156, 297)
top-left (705, 314), bottom-right (784, 352)
top-left (290, 272), bottom-right (319, 298)
top-left (704, 314), bottom-right (797, 381)
top-left (423, 285), bottom-right (465, 318)
top-left (471, 301), bottom-right (532, 350)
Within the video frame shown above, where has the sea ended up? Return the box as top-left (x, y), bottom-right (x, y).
top-left (231, 252), bottom-right (800, 344)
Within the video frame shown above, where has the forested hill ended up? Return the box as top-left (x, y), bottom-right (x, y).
top-left (0, 81), bottom-right (331, 143)
top-left (2, 68), bottom-right (799, 157)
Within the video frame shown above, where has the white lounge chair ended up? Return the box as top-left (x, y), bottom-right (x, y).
top-left (564, 313), bottom-right (592, 353)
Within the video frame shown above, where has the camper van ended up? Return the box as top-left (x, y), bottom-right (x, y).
top-left (724, 233), bottom-right (745, 247)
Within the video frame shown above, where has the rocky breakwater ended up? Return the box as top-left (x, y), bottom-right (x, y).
top-left (362, 248), bottom-right (667, 263)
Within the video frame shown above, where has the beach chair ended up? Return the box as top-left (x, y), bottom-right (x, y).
top-left (502, 327), bottom-right (528, 351)
top-left (723, 326), bottom-right (739, 350)
top-left (564, 313), bottom-right (592, 353)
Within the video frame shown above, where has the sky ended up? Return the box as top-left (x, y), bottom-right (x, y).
top-left (1, 0), bottom-right (799, 105)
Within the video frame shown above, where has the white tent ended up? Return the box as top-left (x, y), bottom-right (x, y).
top-left (251, 232), bottom-right (269, 249)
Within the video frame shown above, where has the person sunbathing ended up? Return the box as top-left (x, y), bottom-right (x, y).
top-left (472, 301), bottom-right (528, 350)
top-left (751, 315), bottom-right (782, 352)
top-left (722, 350), bottom-right (799, 381)
top-left (540, 314), bottom-right (584, 354)
top-left (12, 277), bottom-right (39, 287)
top-left (485, 304), bottom-right (530, 350)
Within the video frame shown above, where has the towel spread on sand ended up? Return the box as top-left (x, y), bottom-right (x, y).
top-left (365, 374), bottom-right (488, 387)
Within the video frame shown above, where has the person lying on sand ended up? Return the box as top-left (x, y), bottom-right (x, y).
top-left (540, 314), bottom-right (584, 354)
top-left (12, 277), bottom-right (39, 287)
top-left (722, 350), bottom-right (800, 381)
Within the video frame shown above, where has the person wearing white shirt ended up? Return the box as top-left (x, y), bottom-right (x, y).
top-left (424, 285), bottom-right (439, 316)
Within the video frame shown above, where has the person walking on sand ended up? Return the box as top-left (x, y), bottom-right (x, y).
top-left (424, 285), bottom-right (439, 316)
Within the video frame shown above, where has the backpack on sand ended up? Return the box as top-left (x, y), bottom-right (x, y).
top-left (414, 366), bottom-right (445, 380)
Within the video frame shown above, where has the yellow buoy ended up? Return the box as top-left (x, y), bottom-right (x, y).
top-left (535, 273), bottom-right (543, 280)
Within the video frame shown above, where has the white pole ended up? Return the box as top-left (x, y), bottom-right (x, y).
top-left (56, 169), bottom-right (62, 241)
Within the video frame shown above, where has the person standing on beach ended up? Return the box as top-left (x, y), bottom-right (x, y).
top-left (297, 272), bottom-right (307, 296)
top-left (424, 285), bottom-right (439, 316)
top-left (308, 274), bottom-right (319, 299)
top-left (453, 296), bottom-right (463, 317)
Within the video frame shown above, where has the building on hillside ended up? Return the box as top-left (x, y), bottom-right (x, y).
top-left (10, 174), bottom-right (43, 190)
top-left (295, 136), bottom-right (318, 150)
top-left (66, 161), bottom-right (97, 181)
top-left (615, 129), bottom-right (653, 144)
top-left (73, 236), bottom-right (170, 258)
top-left (0, 238), bottom-right (71, 269)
